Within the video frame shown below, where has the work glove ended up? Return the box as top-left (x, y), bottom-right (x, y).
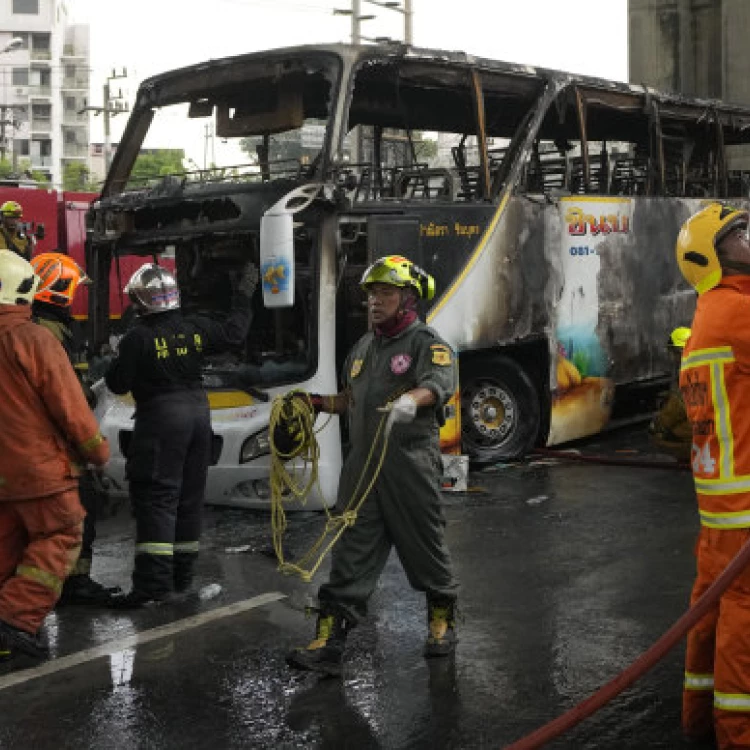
top-left (237, 261), bottom-right (259, 297)
top-left (382, 393), bottom-right (418, 433)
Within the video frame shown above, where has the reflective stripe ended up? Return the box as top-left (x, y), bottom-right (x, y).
top-left (135, 542), bottom-right (174, 556)
top-left (700, 509), bottom-right (750, 528)
top-left (715, 691), bottom-right (750, 711)
top-left (696, 476), bottom-right (750, 494)
top-left (681, 347), bottom-right (735, 369)
top-left (712, 362), bottom-right (735, 478)
top-left (16, 564), bottom-right (63, 594)
top-left (79, 432), bottom-right (104, 452)
top-left (174, 541), bottom-right (200, 554)
top-left (685, 672), bottom-right (714, 691)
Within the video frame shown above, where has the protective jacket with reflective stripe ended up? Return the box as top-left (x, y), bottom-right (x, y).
top-left (680, 275), bottom-right (750, 527)
top-left (0, 305), bottom-right (108, 500)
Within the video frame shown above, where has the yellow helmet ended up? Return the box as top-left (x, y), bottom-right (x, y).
top-left (669, 327), bottom-right (691, 349)
top-left (0, 201), bottom-right (22, 218)
top-left (676, 202), bottom-right (749, 294)
top-left (360, 255), bottom-right (436, 300)
top-left (0, 249), bottom-right (38, 305)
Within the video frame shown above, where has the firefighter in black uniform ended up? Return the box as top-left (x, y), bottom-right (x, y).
top-left (105, 261), bottom-right (257, 608)
top-left (30, 252), bottom-right (119, 605)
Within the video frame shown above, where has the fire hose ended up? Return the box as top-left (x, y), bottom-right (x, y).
top-left (531, 447), bottom-right (691, 472)
top-left (503, 534), bottom-right (750, 749)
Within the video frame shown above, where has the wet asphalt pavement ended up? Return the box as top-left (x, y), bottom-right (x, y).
top-left (0, 424), bottom-right (709, 749)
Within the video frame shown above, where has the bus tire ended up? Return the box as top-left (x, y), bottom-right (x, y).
top-left (460, 356), bottom-right (540, 465)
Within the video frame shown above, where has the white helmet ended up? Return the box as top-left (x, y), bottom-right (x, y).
top-left (124, 263), bottom-right (180, 314)
top-left (0, 249), bottom-right (38, 306)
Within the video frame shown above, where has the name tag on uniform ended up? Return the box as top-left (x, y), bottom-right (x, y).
top-left (430, 344), bottom-right (452, 366)
top-left (350, 359), bottom-right (364, 378)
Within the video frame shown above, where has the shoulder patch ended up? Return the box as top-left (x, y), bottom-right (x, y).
top-left (430, 344), bottom-right (452, 366)
top-left (350, 359), bottom-right (364, 378)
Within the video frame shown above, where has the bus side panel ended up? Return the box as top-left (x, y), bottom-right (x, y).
top-left (547, 197), bottom-right (701, 446)
top-left (427, 196), bottom-right (551, 351)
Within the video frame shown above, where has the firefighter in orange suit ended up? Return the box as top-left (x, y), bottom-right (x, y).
top-left (0, 250), bottom-right (109, 661)
top-left (677, 203), bottom-right (750, 748)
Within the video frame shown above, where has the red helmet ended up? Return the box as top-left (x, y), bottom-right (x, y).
top-left (31, 252), bottom-right (90, 307)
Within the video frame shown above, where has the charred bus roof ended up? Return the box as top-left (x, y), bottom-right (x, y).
top-left (101, 42), bottom-right (750, 199)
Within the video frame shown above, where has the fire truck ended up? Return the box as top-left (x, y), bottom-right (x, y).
top-left (0, 184), bottom-right (144, 322)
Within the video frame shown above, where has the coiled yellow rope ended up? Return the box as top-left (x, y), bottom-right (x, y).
top-left (268, 390), bottom-right (391, 583)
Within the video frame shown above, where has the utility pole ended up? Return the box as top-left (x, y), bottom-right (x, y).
top-left (0, 105), bottom-right (24, 165)
top-left (0, 37), bottom-right (25, 170)
top-left (333, 1), bottom-right (414, 161)
top-left (363, 0), bottom-right (413, 44)
top-left (80, 68), bottom-right (129, 176)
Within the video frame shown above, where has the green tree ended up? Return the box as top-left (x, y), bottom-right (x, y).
top-left (129, 149), bottom-right (186, 185)
top-left (0, 158), bottom-right (49, 188)
top-left (414, 134), bottom-right (438, 162)
top-left (63, 161), bottom-right (98, 192)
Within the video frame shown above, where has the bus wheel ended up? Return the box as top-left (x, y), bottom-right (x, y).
top-left (460, 357), bottom-right (540, 465)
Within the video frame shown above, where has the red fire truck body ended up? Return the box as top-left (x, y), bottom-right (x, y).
top-left (0, 186), bottom-right (157, 320)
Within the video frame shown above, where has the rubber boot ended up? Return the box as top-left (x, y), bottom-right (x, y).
top-left (109, 589), bottom-right (172, 609)
top-left (57, 574), bottom-right (121, 606)
top-left (0, 620), bottom-right (48, 660)
top-left (425, 598), bottom-right (457, 657)
top-left (286, 609), bottom-right (352, 677)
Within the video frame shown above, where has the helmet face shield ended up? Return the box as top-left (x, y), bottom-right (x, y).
top-left (360, 255), bottom-right (436, 300)
top-left (124, 263), bottom-right (180, 314)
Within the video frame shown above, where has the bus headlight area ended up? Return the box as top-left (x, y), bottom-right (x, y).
top-left (240, 429), bottom-right (271, 463)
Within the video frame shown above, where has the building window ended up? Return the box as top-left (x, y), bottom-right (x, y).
top-left (13, 0), bottom-right (39, 14)
top-left (11, 68), bottom-right (29, 86)
top-left (15, 139), bottom-right (29, 157)
top-left (31, 33), bottom-right (50, 52)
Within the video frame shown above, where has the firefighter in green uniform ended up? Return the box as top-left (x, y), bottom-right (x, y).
top-left (0, 201), bottom-right (32, 261)
top-left (286, 255), bottom-right (459, 677)
top-left (649, 326), bottom-right (692, 463)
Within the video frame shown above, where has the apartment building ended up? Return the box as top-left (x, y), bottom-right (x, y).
top-left (0, 0), bottom-right (89, 187)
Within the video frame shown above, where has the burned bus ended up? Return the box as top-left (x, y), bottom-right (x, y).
top-left (87, 43), bottom-right (750, 507)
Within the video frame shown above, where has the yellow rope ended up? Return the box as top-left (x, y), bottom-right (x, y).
top-left (269, 390), bottom-right (391, 583)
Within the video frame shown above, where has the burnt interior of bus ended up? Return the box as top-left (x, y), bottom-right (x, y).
top-left (334, 57), bottom-right (750, 205)
top-left (90, 54), bottom-right (343, 387)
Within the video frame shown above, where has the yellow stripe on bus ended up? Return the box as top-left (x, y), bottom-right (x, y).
top-left (427, 191), bottom-right (511, 323)
top-left (115, 390), bottom-right (254, 410)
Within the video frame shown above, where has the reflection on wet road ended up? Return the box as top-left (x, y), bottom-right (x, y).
top-left (0, 427), bottom-right (707, 749)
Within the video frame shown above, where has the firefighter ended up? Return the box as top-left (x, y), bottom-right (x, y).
top-left (30, 252), bottom-right (119, 605)
top-left (286, 255), bottom-right (459, 677)
top-left (676, 203), bottom-right (750, 748)
top-left (0, 201), bottom-right (32, 261)
top-left (105, 260), bottom-right (257, 608)
top-left (648, 326), bottom-right (692, 463)
top-left (0, 250), bottom-right (109, 661)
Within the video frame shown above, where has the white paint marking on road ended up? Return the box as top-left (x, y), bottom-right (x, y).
top-left (0, 590), bottom-right (287, 692)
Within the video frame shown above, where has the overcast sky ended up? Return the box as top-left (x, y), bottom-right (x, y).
top-left (67, 0), bottom-right (629, 150)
